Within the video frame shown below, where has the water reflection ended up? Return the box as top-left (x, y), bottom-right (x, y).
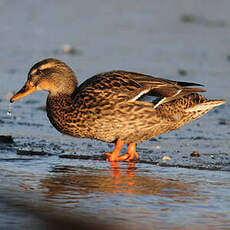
top-left (3, 159), bottom-right (229, 229)
top-left (40, 162), bottom-right (193, 204)
top-left (38, 162), bottom-right (199, 228)
top-left (109, 162), bottom-right (137, 178)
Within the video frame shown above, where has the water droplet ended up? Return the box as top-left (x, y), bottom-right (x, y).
top-left (7, 103), bottom-right (12, 117)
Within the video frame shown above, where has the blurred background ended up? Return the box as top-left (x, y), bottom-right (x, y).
top-left (0, 0), bottom-right (230, 229)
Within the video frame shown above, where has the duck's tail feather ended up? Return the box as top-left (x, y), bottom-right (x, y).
top-left (176, 81), bottom-right (204, 87)
top-left (185, 99), bottom-right (226, 113)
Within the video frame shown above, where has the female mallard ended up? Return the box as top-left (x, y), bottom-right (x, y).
top-left (10, 58), bottom-right (226, 161)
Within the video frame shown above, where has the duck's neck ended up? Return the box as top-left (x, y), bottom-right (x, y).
top-left (47, 92), bottom-right (75, 109)
top-left (46, 91), bottom-right (78, 135)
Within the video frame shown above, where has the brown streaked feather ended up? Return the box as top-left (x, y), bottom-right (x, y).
top-left (74, 70), bottom-right (205, 107)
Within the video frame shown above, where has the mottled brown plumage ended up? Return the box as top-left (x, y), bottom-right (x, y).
top-left (10, 58), bottom-right (226, 162)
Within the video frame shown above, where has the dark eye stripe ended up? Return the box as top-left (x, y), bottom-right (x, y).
top-left (42, 67), bottom-right (56, 75)
top-left (36, 69), bottom-right (41, 74)
top-left (36, 67), bottom-right (56, 75)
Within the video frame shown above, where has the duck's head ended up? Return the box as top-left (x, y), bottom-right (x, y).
top-left (10, 58), bottom-right (78, 103)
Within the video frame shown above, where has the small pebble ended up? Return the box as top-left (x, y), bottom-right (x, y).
top-left (63, 44), bottom-right (78, 54)
top-left (180, 14), bottom-right (196, 23)
top-left (219, 119), bottom-right (230, 125)
top-left (210, 154), bottom-right (215, 159)
top-left (152, 145), bottom-right (161, 149)
top-left (178, 69), bottom-right (187, 76)
top-left (190, 151), bottom-right (200, 157)
top-left (162, 155), bottom-right (171, 161)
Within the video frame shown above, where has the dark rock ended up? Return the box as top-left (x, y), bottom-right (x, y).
top-left (0, 135), bottom-right (14, 144)
top-left (59, 154), bottom-right (105, 160)
top-left (17, 150), bottom-right (47, 156)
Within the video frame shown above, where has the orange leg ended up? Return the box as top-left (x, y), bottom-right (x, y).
top-left (105, 141), bottom-right (139, 162)
top-left (126, 143), bottom-right (139, 161)
top-left (105, 140), bottom-right (129, 162)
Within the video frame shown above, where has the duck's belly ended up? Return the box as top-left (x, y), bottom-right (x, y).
top-left (46, 100), bottom-right (190, 144)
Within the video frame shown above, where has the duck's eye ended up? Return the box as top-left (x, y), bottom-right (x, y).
top-left (37, 69), bottom-right (42, 75)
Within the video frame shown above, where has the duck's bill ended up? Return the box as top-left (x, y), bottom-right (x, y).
top-left (10, 81), bottom-right (37, 103)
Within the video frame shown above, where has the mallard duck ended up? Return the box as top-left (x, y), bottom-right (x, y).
top-left (10, 58), bottom-right (226, 161)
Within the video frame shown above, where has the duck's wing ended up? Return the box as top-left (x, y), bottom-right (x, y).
top-left (74, 70), bottom-right (206, 107)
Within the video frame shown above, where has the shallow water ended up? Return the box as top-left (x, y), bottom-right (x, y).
top-left (0, 0), bottom-right (230, 229)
